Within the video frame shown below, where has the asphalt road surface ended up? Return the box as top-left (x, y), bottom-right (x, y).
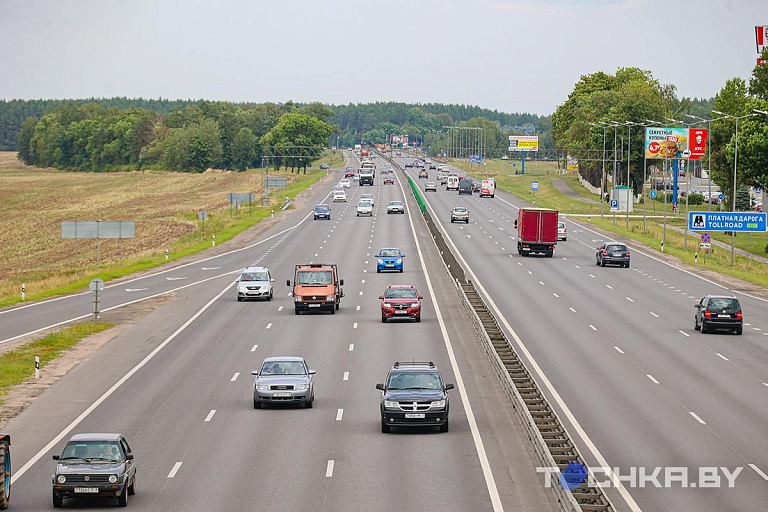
top-left (3, 153), bottom-right (556, 512)
top-left (398, 157), bottom-right (768, 512)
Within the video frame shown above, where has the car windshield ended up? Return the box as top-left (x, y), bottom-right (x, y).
top-left (358, 202), bottom-right (372, 207)
top-left (334, 191), bottom-right (345, 196)
top-left (315, 205), bottom-right (329, 212)
top-left (379, 249), bottom-right (401, 257)
top-left (361, 194), bottom-right (373, 200)
top-left (296, 270), bottom-right (333, 285)
top-left (385, 287), bottom-right (417, 299)
top-left (454, 207), bottom-right (467, 213)
top-left (427, 182), bottom-right (436, 185)
top-left (388, 202), bottom-right (402, 206)
top-left (61, 441), bottom-right (123, 462)
top-left (260, 361), bottom-right (306, 375)
top-left (387, 372), bottom-right (442, 390)
top-left (240, 272), bottom-right (269, 281)
top-left (708, 298), bottom-right (739, 309)
top-left (606, 245), bottom-right (627, 252)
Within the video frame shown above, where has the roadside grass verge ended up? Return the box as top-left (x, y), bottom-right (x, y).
top-left (0, 322), bottom-right (113, 406)
top-left (0, 159), bottom-right (326, 307)
top-left (447, 157), bottom-right (561, 176)
top-left (310, 149), bottom-right (345, 168)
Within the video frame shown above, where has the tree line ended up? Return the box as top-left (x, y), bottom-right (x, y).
top-left (551, 52), bottom-right (768, 210)
top-left (15, 101), bottom-right (335, 172)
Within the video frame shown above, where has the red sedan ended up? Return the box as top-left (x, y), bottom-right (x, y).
top-left (380, 285), bottom-right (423, 322)
top-left (383, 176), bottom-right (395, 185)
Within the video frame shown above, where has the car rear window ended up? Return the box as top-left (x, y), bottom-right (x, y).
top-left (708, 298), bottom-right (740, 310)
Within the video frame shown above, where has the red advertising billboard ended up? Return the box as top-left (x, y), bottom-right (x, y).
top-left (689, 128), bottom-right (708, 160)
top-left (757, 25), bottom-right (768, 54)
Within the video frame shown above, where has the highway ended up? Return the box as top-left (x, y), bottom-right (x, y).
top-left (2, 153), bottom-right (556, 511)
top-left (396, 156), bottom-right (768, 512)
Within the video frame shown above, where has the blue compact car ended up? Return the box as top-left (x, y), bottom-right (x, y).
top-left (376, 248), bottom-right (405, 273)
top-left (314, 204), bottom-right (331, 220)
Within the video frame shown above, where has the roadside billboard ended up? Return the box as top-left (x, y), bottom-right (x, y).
top-left (509, 135), bottom-right (539, 152)
top-left (644, 127), bottom-right (708, 160)
top-left (756, 25), bottom-right (768, 54)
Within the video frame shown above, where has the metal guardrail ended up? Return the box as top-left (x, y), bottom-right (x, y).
top-left (378, 149), bottom-right (615, 512)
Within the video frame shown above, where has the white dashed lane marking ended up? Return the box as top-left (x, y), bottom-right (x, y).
top-left (647, 375), bottom-right (659, 384)
top-left (168, 462), bottom-right (183, 478)
top-left (204, 410), bottom-right (216, 422)
top-left (250, 344), bottom-right (258, 352)
top-left (716, 353), bottom-right (730, 361)
top-left (326, 460), bottom-right (335, 477)
top-left (231, 372), bottom-right (240, 381)
top-left (690, 412), bottom-right (707, 425)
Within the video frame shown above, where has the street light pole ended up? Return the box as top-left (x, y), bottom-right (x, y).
top-left (712, 110), bottom-right (758, 266)
top-left (588, 122), bottom-right (608, 218)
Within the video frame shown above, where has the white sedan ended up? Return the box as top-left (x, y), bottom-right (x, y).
top-left (387, 201), bottom-right (405, 214)
top-left (356, 201), bottom-right (373, 216)
top-left (333, 190), bottom-right (347, 202)
top-left (339, 178), bottom-right (351, 188)
top-left (360, 193), bottom-right (375, 205)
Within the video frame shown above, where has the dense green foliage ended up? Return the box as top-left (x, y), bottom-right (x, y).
top-left (552, 62), bottom-right (767, 206)
top-left (5, 98), bottom-right (549, 171)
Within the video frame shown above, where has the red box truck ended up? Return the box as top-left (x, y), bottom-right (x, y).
top-left (516, 208), bottom-right (558, 257)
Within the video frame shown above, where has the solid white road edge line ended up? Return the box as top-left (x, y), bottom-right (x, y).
top-left (749, 463), bottom-right (768, 480)
top-left (420, 179), bottom-right (642, 512)
top-left (395, 169), bottom-right (504, 512)
top-left (10, 280), bottom-right (237, 484)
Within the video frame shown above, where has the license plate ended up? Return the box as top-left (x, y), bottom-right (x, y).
top-left (395, 310), bottom-right (408, 314)
top-left (308, 304), bottom-right (321, 308)
top-left (405, 413), bottom-right (425, 419)
top-left (273, 392), bottom-right (292, 397)
top-left (74, 487), bottom-right (99, 493)
top-left (386, 264), bottom-right (394, 267)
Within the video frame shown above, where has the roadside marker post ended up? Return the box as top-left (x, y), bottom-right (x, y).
top-left (212, 235), bottom-right (216, 247)
top-left (89, 279), bottom-right (104, 322)
top-left (21, 283), bottom-right (25, 302)
top-left (165, 248), bottom-right (169, 261)
top-left (35, 356), bottom-right (40, 379)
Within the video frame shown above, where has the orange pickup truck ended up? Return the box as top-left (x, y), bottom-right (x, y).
top-left (288, 263), bottom-right (344, 315)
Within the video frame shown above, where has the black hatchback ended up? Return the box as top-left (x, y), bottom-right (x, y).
top-left (596, 243), bottom-right (630, 267)
top-left (694, 295), bottom-right (743, 335)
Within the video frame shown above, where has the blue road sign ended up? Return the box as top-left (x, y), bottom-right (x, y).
top-left (610, 199), bottom-right (619, 210)
top-left (718, 193), bottom-right (724, 201)
top-left (650, 190), bottom-right (657, 199)
top-left (688, 211), bottom-right (767, 232)
top-left (469, 155), bottom-right (482, 163)
top-left (532, 181), bottom-right (539, 191)
top-left (701, 232), bottom-right (711, 243)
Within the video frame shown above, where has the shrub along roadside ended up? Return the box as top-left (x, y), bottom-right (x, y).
top-left (0, 322), bottom-right (113, 406)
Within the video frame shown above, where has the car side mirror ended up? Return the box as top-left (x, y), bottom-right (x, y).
top-left (374, 254), bottom-right (380, 258)
top-left (418, 295), bottom-right (424, 299)
top-left (270, 278), bottom-right (275, 282)
top-left (286, 280), bottom-right (291, 287)
top-left (379, 295), bottom-right (384, 299)
top-left (694, 304), bottom-right (700, 309)
top-left (234, 278), bottom-right (239, 283)
top-left (401, 254), bottom-right (406, 258)
top-left (52, 455), bottom-right (60, 460)
top-left (340, 279), bottom-right (344, 286)
top-left (308, 370), bottom-right (316, 375)
top-left (375, 383), bottom-right (385, 391)
top-left (251, 370), bottom-right (259, 376)
top-left (126, 453), bottom-right (134, 460)
top-left (445, 383), bottom-right (455, 390)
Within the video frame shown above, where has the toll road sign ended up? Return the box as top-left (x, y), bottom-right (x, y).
top-left (650, 190), bottom-right (657, 199)
top-left (688, 211), bottom-right (767, 232)
top-left (532, 181), bottom-right (539, 191)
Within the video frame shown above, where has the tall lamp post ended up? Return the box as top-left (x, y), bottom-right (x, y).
top-left (588, 122), bottom-right (609, 218)
top-left (711, 110), bottom-right (758, 266)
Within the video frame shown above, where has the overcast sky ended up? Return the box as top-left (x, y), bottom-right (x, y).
top-left (1, 0), bottom-right (764, 115)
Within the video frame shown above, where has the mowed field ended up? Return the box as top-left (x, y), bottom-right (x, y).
top-left (0, 152), bottom-right (326, 304)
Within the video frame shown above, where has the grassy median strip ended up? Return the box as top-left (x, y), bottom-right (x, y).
top-left (0, 322), bottom-right (113, 405)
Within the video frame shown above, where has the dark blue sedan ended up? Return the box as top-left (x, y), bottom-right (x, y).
top-left (313, 204), bottom-right (331, 220)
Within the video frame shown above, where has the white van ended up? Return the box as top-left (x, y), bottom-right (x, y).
top-left (446, 176), bottom-right (460, 191)
top-left (480, 179), bottom-right (496, 198)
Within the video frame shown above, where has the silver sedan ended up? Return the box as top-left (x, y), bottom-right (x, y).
top-left (252, 357), bottom-right (315, 408)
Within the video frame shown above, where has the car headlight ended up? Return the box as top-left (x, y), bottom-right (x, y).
top-left (383, 302), bottom-right (392, 308)
top-left (378, 259), bottom-right (384, 264)
top-left (294, 383), bottom-right (309, 390)
top-left (327, 295), bottom-right (335, 301)
top-left (255, 384), bottom-right (270, 391)
top-left (396, 259), bottom-right (402, 264)
top-left (294, 296), bottom-right (301, 302)
top-left (430, 400), bottom-right (446, 408)
top-left (411, 303), bottom-right (420, 308)
top-left (109, 474), bottom-right (118, 484)
top-left (57, 474), bottom-right (67, 484)
top-left (384, 400), bottom-right (399, 408)
top-left (239, 286), bottom-right (247, 292)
